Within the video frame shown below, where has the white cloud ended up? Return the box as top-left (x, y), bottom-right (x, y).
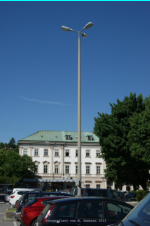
top-left (18, 96), bottom-right (69, 106)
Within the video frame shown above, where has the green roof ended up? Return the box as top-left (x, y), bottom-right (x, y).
top-left (18, 131), bottom-right (99, 143)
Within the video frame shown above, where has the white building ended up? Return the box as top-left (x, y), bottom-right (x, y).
top-left (18, 130), bottom-right (113, 191)
top-left (18, 130), bottom-right (133, 191)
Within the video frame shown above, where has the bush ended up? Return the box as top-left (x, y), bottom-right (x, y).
top-left (131, 190), bottom-right (148, 201)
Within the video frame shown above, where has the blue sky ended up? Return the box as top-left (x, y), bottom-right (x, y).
top-left (0, 2), bottom-right (150, 144)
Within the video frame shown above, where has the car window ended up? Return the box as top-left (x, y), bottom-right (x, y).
top-left (78, 201), bottom-right (104, 219)
top-left (109, 191), bottom-right (120, 199)
top-left (24, 194), bottom-right (38, 203)
top-left (106, 202), bottom-right (132, 219)
top-left (17, 191), bottom-right (25, 195)
top-left (57, 203), bottom-right (76, 218)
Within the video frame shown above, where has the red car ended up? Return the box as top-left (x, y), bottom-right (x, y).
top-left (20, 196), bottom-right (68, 226)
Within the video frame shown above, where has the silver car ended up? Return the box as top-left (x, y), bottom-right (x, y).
top-left (5, 190), bottom-right (12, 202)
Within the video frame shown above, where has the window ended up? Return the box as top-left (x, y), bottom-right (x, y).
top-left (55, 165), bottom-right (59, 174)
top-left (96, 166), bottom-right (100, 174)
top-left (86, 150), bottom-right (90, 157)
top-left (76, 165), bottom-right (78, 174)
top-left (76, 149), bottom-right (78, 157)
top-left (65, 149), bottom-right (69, 157)
top-left (44, 149), bottom-right (48, 156)
top-left (78, 201), bottom-right (104, 219)
top-left (87, 135), bottom-right (92, 141)
top-left (44, 165), bottom-right (48, 173)
top-left (66, 135), bottom-right (71, 140)
top-left (86, 166), bottom-right (90, 174)
top-left (110, 191), bottom-right (120, 199)
top-left (96, 184), bottom-right (100, 189)
top-left (55, 149), bottom-right (59, 156)
top-left (57, 203), bottom-right (76, 218)
top-left (106, 202), bottom-right (132, 219)
top-left (34, 149), bottom-right (38, 156)
top-left (85, 184), bottom-right (90, 189)
top-left (35, 165), bottom-right (38, 173)
top-left (96, 150), bottom-right (100, 158)
top-left (23, 149), bottom-right (28, 155)
top-left (65, 165), bottom-right (69, 174)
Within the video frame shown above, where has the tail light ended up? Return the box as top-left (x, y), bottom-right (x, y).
top-left (22, 207), bottom-right (30, 214)
top-left (11, 196), bottom-right (15, 198)
top-left (42, 204), bottom-right (55, 224)
top-left (16, 203), bottom-right (20, 209)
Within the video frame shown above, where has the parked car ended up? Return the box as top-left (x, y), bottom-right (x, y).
top-left (70, 188), bottom-right (124, 201)
top-left (12, 187), bottom-right (40, 192)
top-left (5, 189), bottom-right (12, 202)
top-left (109, 192), bottom-right (150, 226)
top-left (14, 191), bottom-right (73, 221)
top-left (9, 190), bottom-right (29, 207)
top-left (37, 197), bottom-right (133, 226)
top-left (9, 188), bottom-right (40, 207)
top-left (20, 196), bottom-right (70, 226)
top-left (126, 191), bottom-right (135, 198)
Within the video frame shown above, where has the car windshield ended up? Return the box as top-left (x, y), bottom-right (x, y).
top-left (7, 191), bottom-right (12, 195)
top-left (121, 193), bottom-right (150, 226)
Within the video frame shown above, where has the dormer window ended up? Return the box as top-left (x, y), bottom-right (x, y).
top-left (65, 135), bottom-right (71, 140)
top-left (87, 135), bottom-right (92, 141)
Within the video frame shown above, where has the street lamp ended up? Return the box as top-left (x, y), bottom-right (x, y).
top-left (61, 22), bottom-right (93, 196)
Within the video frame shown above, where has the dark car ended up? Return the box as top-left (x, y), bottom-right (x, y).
top-left (20, 196), bottom-right (70, 226)
top-left (126, 191), bottom-right (135, 198)
top-left (70, 188), bottom-right (124, 201)
top-left (37, 197), bottom-right (133, 226)
top-left (14, 191), bottom-right (73, 221)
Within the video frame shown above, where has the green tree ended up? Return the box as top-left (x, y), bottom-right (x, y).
top-left (127, 97), bottom-right (150, 190)
top-left (0, 150), bottom-right (36, 185)
top-left (94, 93), bottom-right (150, 190)
top-left (14, 145), bottom-right (19, 154)
top-left (8, 137), bottom-right (16, 148)
top-left (0, 142), bottom-right (4, 149)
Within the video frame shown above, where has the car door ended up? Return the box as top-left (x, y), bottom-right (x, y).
top-left (104, 201), bottom-right (133, 225)
top-left (54, 202), bottom-right (77, 226)
top-left (76, 201), bottom-right (108, 226)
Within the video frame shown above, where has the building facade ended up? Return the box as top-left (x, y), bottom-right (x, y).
top-left (18, 130), bottom-right (112, 191)
top-left (18, 130), bottom-right (133, 191)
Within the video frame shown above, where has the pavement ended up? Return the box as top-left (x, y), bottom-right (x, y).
top-left (0, 202), bottom-right (20, 226)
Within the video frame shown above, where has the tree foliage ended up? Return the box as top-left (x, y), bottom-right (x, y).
top-left (94, 93), bottom-right (150, 190)
top-left (8, 137), bottom-right (16, 148)
top-left (0, 149), bottom-right (36, 185)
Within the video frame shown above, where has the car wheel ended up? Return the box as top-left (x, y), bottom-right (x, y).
top-left (31, 219), bottom-right (37, 226)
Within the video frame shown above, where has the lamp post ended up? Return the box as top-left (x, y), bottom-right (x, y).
top-left (61, 22), bottom-right (93, 196)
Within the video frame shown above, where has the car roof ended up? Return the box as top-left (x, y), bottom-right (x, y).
top-left (35, 196), bottom-right (70, 201)
top-left (46, 196), bottom-right (133, 205)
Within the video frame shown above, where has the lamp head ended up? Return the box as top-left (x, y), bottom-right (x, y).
top-left (61, 26), bottom-right (73, 32)
top-left (81, 33), bottom-right (87, 38)
top-left (83, 22), bottom-right (94, 30)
